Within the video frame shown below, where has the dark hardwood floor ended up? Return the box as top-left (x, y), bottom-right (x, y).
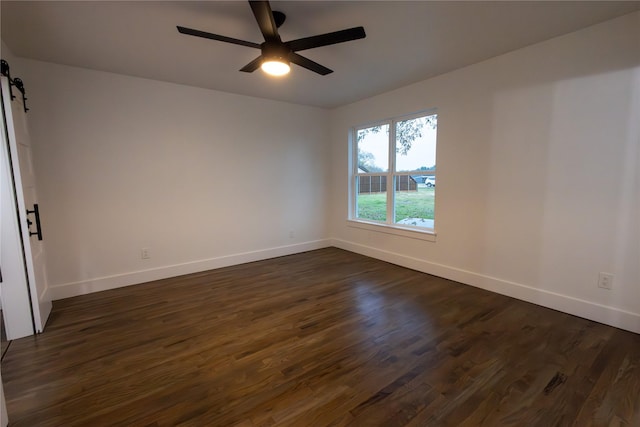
top-left (3, 248), bottom-right (639, 426)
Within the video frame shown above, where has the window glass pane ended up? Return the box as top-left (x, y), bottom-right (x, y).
top-left (356, 176), bottom-right (387, 222)
top-left (393, 175), bottom-right (435, 228)
top-left (357, 124), bottom-right (390, 173)
top-left (395, 114), bottom-right (437, 173)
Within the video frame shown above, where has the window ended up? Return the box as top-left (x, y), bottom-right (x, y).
top-left (350, 111), bottom-right (437, 233)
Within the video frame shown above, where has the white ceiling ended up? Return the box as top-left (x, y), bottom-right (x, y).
top-left (2, 1), bottom-right (639, 108)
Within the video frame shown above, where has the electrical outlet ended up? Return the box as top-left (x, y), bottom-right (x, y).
top-left (598, 272), bottom-right (613, 290)
top-left (289, 230), bottom-right (295, 239)
top-left (141, 248), bottom-right (150, 259)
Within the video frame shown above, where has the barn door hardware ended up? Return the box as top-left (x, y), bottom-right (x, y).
top-left (1, 59), bottom-right (15, 100)
top-left (13, 78), bottom-right (29, 113)
top-left (1, 59), bottom-right (29, 112)
top-left (26, 204), bottom-right (43, 240)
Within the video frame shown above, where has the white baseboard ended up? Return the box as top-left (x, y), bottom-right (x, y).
top-left (49, 240), bottom-right (332, 301)
top-left (331, 238), bottom-right (640, 334)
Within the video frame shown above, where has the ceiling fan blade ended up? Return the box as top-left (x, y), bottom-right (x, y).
top-left (177, 26), bottom-right (260, 49)
top-left (290, 53), bottom-right (333, 76)
top-left (286, 27), bottom-right (366, 52)
top-left (240, 56), bottom-right (263, 73)
top-left (249, 1), bottom-right (281, 42)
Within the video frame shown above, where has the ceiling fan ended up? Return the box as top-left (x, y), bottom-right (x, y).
top-left (177, 0), bottom-right (366, 76)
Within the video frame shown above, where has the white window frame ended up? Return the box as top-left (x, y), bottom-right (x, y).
top-left (348, 110), bottom-right (437, 242)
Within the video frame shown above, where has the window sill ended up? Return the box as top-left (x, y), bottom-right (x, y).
top-left (346, 219), bottom-right (437, 242)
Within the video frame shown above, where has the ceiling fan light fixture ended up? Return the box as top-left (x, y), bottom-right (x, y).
top-left (260, 42), bottom-right (291, 76)
top-left (261, 59), bottom-right (290, 76)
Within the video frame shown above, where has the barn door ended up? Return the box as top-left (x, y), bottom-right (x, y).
top-left (1, 71), bottom-right (51, 335)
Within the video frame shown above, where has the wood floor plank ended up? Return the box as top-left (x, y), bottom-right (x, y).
top-left (3, 248), bottom-right (639, 426)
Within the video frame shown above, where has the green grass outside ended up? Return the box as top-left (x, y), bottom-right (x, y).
top-left (357, 187), bottom-right (435, 222)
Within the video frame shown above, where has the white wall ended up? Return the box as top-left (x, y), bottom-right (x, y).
top-left (1, 41), bottom-right (18, 66)
top-left (14, 59), bottom-right (330, 299)
top-left (329, 12), bottom-right (640, 333)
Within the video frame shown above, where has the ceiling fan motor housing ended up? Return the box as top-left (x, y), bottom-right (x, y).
top-left (261, 42), bottom-right (290, 63)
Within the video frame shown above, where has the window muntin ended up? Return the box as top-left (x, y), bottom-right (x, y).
top-left (352, 112), bottom-right (437, 231)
